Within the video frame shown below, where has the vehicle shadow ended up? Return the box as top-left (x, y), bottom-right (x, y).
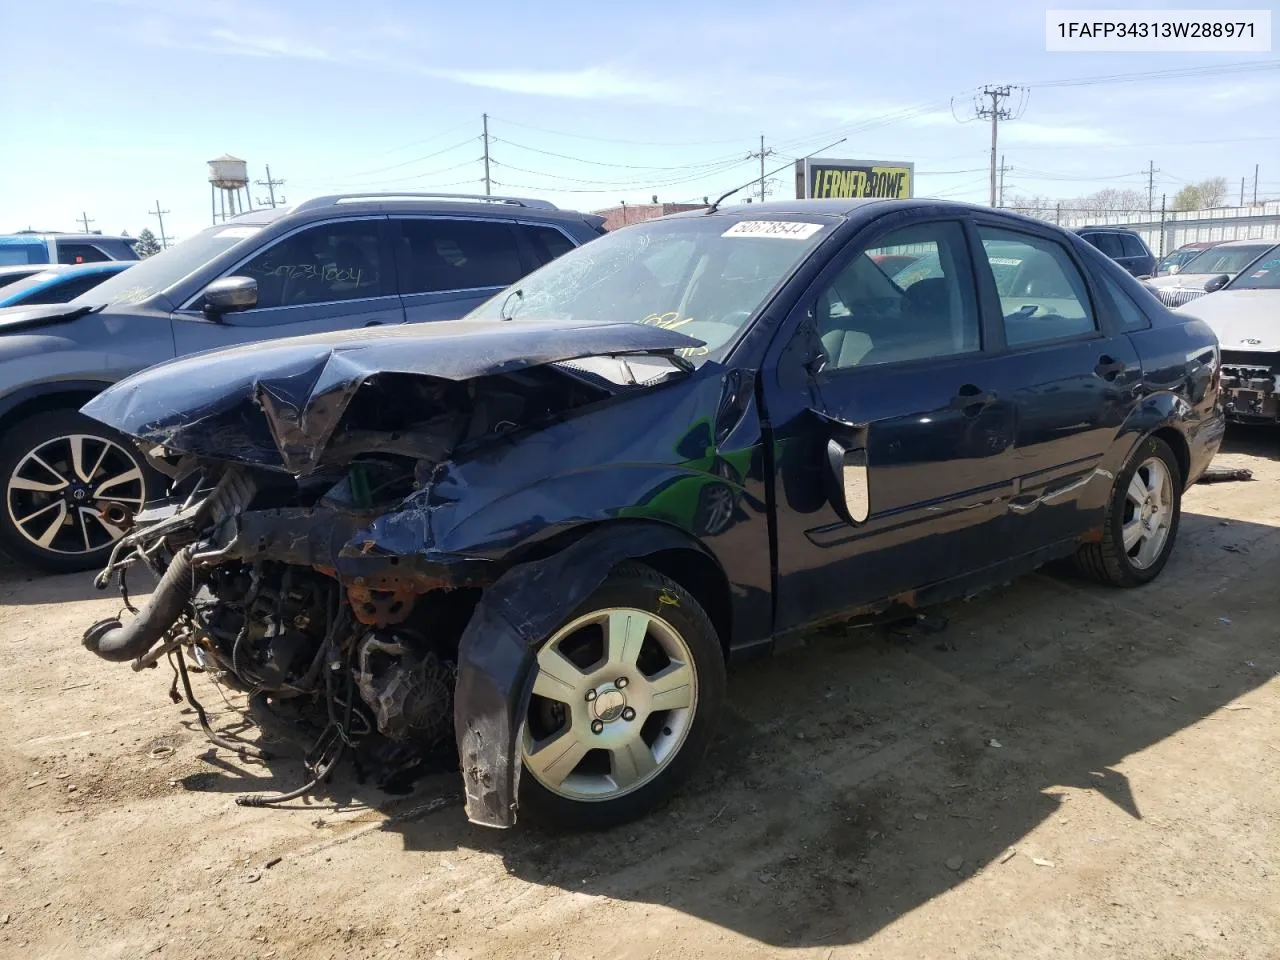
top-left (1220, 422), bottom-right (1280, 460)
top-left (0, 558), bottom-right (151, 607)
top-left (174, 508), bottom-right (1280, 949)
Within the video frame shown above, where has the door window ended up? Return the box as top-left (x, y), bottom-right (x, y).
top-left (56, 242), bottom-right (111, 265)
top-left (814, 221), bottom-right (980, 369)
top-left (1120, 234), bottom-right (1147, 258)
top-left (398, 219), bottom-right (523, 294)
top-left (1090, 233), bottom-right (1125, 259)
top-left (22, 273), bottom-right (109, 304)
top-left (236, 221), bottom-right (383, 309)
top-left (978, 227), bottom-right (1097, 346)
top-left (520, 224), bottom-right (576, 268)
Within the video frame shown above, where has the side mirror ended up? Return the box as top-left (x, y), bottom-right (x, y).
top-left (826, 439), bottom-right (870, 524)
top-left (1168, 264), bottom-right (1181, 275)
top-left (1204, 273), bottom-right (1230, 293)
top-left (812, 410), bottom-right (871, 525)
top-left (203, 276), bottom-right (258, 316)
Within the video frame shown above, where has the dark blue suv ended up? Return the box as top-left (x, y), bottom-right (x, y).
top-left (0, 193), bottom-right (605, 571)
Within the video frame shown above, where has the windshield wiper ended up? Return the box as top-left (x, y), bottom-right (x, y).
top-left (499, 288), bottom-right (523, 321)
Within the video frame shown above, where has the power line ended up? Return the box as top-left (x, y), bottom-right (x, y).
top-left (491, 136), bottom-right (748, 171)
top-left (486, 115), bottom-right (751, 147)
top-left (306, 136), bottom-right (480, 183)
top-left (971, 86), bottom-right (1025, 207)
top-left (1023, 57), bottom-right (1280, 89)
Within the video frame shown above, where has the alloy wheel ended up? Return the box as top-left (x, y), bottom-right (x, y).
top-left (522, 607), bottom-right (698, 802)
top-left (1122, 456), bottom-right (1174, 570)
top-left (6, 434), bottom-right (144, 557)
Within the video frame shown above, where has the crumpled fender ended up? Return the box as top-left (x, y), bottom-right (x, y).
top-left (453, 521), bottom-right (715, 828)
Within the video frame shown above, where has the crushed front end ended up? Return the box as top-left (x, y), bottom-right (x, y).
top-left (76, 319), bottom-right (704, 827)
top-left (1219, 349), bottom-right (1280, 422)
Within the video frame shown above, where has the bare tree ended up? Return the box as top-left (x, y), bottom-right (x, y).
top-left (1064, 188), bottom-right (1148, 214)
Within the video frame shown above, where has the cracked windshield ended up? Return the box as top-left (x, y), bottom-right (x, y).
top-left (469, 216), bottom-right (832, 360)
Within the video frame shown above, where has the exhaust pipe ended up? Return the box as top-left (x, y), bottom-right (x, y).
top-left (83, 544), bottom-right (197, 663)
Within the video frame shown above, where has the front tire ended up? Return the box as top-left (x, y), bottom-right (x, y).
top-left (518, 563), bottom-right (726, 829)
top-left (1076, 435), bottom-right (1182, 587)
top-left (0, 410), bottom-right (150, 573)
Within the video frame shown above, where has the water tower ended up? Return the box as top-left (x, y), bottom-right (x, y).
top-left (208, 154), bottom-right (252, 223)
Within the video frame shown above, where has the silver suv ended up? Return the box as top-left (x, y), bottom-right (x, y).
top-left (0, 193), bottom-right (605, 571)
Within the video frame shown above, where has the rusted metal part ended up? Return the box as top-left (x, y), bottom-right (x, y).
top-left (347, 582), bottom-right (417, 626)
top-left (97, 500), bottom-right (136, 531)
top-left (1079, 526), bottom-right (1105, 544)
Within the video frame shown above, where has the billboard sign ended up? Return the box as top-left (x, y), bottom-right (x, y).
top-left (796, 158), bottom-right (914, 200)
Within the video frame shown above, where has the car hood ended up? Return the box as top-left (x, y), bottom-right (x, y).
top-left (0, 302), bottom-right (103, 333)
top-left (1146, 273), bottom-right (1222, 290)
top-left (82, 318), bottom-right (704, 472)
top-left (1176, 290), bottom-right (1280, 352)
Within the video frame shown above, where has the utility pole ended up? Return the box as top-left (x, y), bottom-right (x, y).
top-left (482, 113), bottom-right (492, 196)
top-left (1240, 177), bottom-right (1246, 206)
top-left (255, 165), bottom-right (285, 208)
top-left (78, 212), bottom-right (95, 233)
top-left (149, 201), bottom-right (170, 249)
top-left (997, 155), bottom-right (1011, 207)
top-left (1254, 163), bottom-right (1260, 205)
top-left (747, 135), bottom-right (776, 201)
top-left (975, 86), bottom-right (1015, 208)
top-left (1147, 160), bottom-right (1159, 213)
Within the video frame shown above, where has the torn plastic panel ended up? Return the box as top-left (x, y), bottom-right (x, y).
top-left (453, 521), bottom-right (717, 828)
top-left (81, 318), bottom-right (703, 473)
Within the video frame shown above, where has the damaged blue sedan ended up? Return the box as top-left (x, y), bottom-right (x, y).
top-left (79, 199), bottom-right (1224, 828)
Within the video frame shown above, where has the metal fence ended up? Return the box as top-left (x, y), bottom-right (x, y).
top-left (1002, 200), bottom-right (1280, 257)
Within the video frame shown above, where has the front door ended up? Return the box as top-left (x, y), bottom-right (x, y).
top-left (763, 214), bottom-right (1018, 633)
top-left (970, 221), bottom-right (1142, 549)
top-left (172, 217), bottom-right (403, 355)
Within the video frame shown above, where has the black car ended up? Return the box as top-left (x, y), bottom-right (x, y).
top-left (0, 193), bottom-right (604, 572)
top-left (80, 199), bottom-right (1224, 830)
top-left (1075, 227), bottom-right (1157, 278)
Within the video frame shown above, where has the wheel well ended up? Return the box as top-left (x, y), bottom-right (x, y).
top-left (1151, 426), bottom-right (1190, 486)
top-left (638, 547), bottom-right (733, 659)
top-left (0, 389), bottom-right (101, 440)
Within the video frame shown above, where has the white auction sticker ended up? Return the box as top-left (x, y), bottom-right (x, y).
top-left (1046, 10), bottom-right (1271, 51)
top-left (214, 226), bottom-right (262, 239)
top-left (722, 220), bottom-right (824, 240)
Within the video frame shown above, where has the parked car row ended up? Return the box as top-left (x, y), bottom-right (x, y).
top-left (1146, 240), bottom-right (1280, 308)
top-left (0, 231), bottom-right (139, 265)
top-left (72, 197), bottom-right (1224, 828)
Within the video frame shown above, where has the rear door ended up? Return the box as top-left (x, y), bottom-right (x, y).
top-left (393, 217), bottom-right (527, 323)
top-left (763, 212), bottom-right (1020, 631)
top-left (971, 220), bottom-right (1142, 548)
top-left (172, 217), bottom-right (403, 354)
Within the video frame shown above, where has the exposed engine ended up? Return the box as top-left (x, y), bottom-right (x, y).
top-left (77, 367), bottom-right (609, 804)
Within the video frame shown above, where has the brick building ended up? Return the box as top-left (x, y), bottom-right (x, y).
top-left (592, 201), bottom-right (708, 231)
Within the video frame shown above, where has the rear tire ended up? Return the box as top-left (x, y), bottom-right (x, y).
top-left (1075, 435), bottom-right (1182, 587)
top-left (0, 409), bottom-right (151, 574)
top-left (518, 562), bottom-right (726, 829)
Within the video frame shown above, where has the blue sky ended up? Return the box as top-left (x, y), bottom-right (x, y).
top-left (1, 0), bottom-right (1277, 241)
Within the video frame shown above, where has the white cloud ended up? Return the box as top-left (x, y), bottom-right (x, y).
top-left (205, 28), bottom-right (334, 61)
top-left (424, 65), bottom-right (681, 102)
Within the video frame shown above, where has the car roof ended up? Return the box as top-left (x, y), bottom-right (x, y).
top-left (1213, 239), bottom-right (1277, 248)
top-left (0, 232), bottom-right (135, 243)
top-left (231, 193), bottom-right (602, 228)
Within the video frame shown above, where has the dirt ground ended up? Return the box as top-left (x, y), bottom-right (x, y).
top-left (2, 431), bottom-right (1278, 960)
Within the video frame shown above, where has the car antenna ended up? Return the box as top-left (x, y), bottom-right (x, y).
top-left (705, 137), bottom-right (848, 214)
